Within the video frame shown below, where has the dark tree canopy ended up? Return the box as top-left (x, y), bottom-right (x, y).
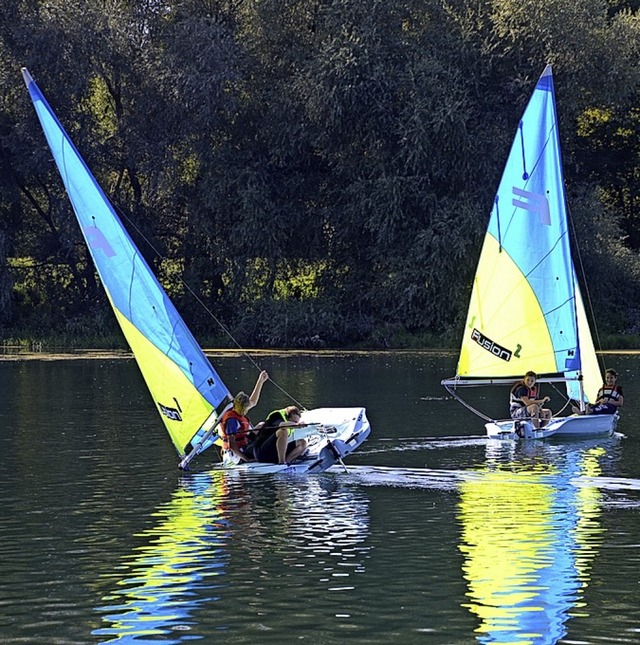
top-left (1, 0), bottom-right (639, 348)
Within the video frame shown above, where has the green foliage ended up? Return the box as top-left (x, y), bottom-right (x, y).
top-left (567, 186), bottom-right (640, 337)
top-left (1, 0), bottom-right (640, 348)
top-left (231, 297), bottom-right (374, 348)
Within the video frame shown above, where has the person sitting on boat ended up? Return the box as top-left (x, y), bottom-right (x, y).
top-left (509, 371), bottom-right (552, 429)
top-left (253, 406), bottom-right (309, 465)
top-left (219, 370), bottom-right (269, 463)
top-left (572, 369), bottom-right (624, 416)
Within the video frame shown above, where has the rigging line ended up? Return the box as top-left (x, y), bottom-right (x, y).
top-left (565, 200), bottom-right (605, 369)
top-left (554, 399), bottom-right (572, 416)
top-left (111, 203), bottom-right (307, 410)
top-left (443, 383), bottom-right (493, 422)
top-left (518, 121), bottom-right (529, 179)
top-left (545, 381), bottom-right (573, 416)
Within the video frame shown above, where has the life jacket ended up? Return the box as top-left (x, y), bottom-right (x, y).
top-left (596, 384), bottom-right (623, 403)
top-left (510, 381), bottom-right (537, 408)
top-left (220, 409), bottom-right (252, 451)
top-left (254, 409), bottom-right (289, 447)
top-left (267, 408), bottom-right (288, 424)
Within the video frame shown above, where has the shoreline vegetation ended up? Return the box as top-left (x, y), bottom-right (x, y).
top-left (1, 332), bottom-right (639, 360)
top-left (4, 5), bottom-right (640, 357)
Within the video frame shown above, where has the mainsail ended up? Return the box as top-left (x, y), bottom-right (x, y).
top-left (22, 68), bottom-right (231, 457)
top-left (455, 65), bottom-right (601, 403)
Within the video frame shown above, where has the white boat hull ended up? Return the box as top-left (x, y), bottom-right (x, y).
top-left (486, 413), bottom-right (618, 441)
top-left (218, 407), bottom-right (371, 474)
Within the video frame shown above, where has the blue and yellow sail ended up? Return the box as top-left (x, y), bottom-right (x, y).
top-left (22, 68), bottom-right (231, 457)
top-left (457, 66), bottom-right (601, 402)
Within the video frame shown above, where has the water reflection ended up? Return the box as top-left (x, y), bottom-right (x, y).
top-left (93, 471), bottom-right (370, 642)
top-left (92, 472), bottom-right (230, 643)
top-left (458, 442), bottom-right (610, 644)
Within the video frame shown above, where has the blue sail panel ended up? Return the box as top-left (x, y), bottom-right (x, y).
top-left (488, 66), bottom-right (578, 372)
top-left (23, 69), bottom-right (231, 455)
top-left (459, 66), bottom-right (582, 379)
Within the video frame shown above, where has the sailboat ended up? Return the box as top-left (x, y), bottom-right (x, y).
top-left (22, 68), bottom-right (371, 472)
top-left (442, 65), bottom-right (617, 441)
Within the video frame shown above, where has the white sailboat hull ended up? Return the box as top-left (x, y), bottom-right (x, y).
top-left (486, 413), bottom-right (618, 441)
top-left (218, 407), bottom-right (371, 474)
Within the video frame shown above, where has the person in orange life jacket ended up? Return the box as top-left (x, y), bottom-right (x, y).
top-left (219, 370), bottom-right (269, 463)
top-left (253, 406), bottom-right (308, 465)
top-left (509, 371), bottom-right (552, 429)
top-left (572, 368), bottom-right (624, 415)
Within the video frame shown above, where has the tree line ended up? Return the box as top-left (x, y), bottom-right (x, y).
top-left (1, 0), bottom-right (639, 348)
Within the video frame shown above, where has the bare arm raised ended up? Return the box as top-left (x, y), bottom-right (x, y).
top-left (247, 370), bottom-right (269, 411)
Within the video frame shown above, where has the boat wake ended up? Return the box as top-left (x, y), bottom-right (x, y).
top-left (362, 436), bottom-right (487, 454)
top-left (327, 464), bottom-right (484, 490)
top-left (328, 464), bottom-right (640, 500)
top-left (574, 475), bottom-right (640, 492)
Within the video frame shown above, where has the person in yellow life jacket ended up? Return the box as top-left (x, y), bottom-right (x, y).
top-left (509, 371), bottom-right (552, 429)
top-left (253, 406), bottom-right (308, 465)
top-left (219, 370), bottom-right (269, 463)
top-left (572, 368), bottom-right (624, 416)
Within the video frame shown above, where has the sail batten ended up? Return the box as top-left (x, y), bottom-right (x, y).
top-left (23, 68), bottom-right (231, 456)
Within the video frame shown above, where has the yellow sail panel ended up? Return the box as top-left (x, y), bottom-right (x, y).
top-left (575, 288), bottom-right (602, 403)
top-left (114, 308), bottom-right (214, 456)
top-left (458, 235), bottom-right (555, 377)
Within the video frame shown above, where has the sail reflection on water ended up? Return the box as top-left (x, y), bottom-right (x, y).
top-left (457, 445), bottom-right (607, 644)
top-left (92, 472), bottom-right (370, 641)
top-left (92, 472), bottom-right (231, 642)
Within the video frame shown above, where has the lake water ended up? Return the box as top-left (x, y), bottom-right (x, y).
top-left (1, 351), bottom-right (639, 644)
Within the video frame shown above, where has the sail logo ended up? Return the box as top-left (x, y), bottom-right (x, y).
top-left (512, 187), bottom-right (551, 225)
top-left (158, 403), bottom-right (182, 422)
top-left (471, 328), bottom-right (512, 361)
top-left (84, 226), bottom-right (116, 257)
